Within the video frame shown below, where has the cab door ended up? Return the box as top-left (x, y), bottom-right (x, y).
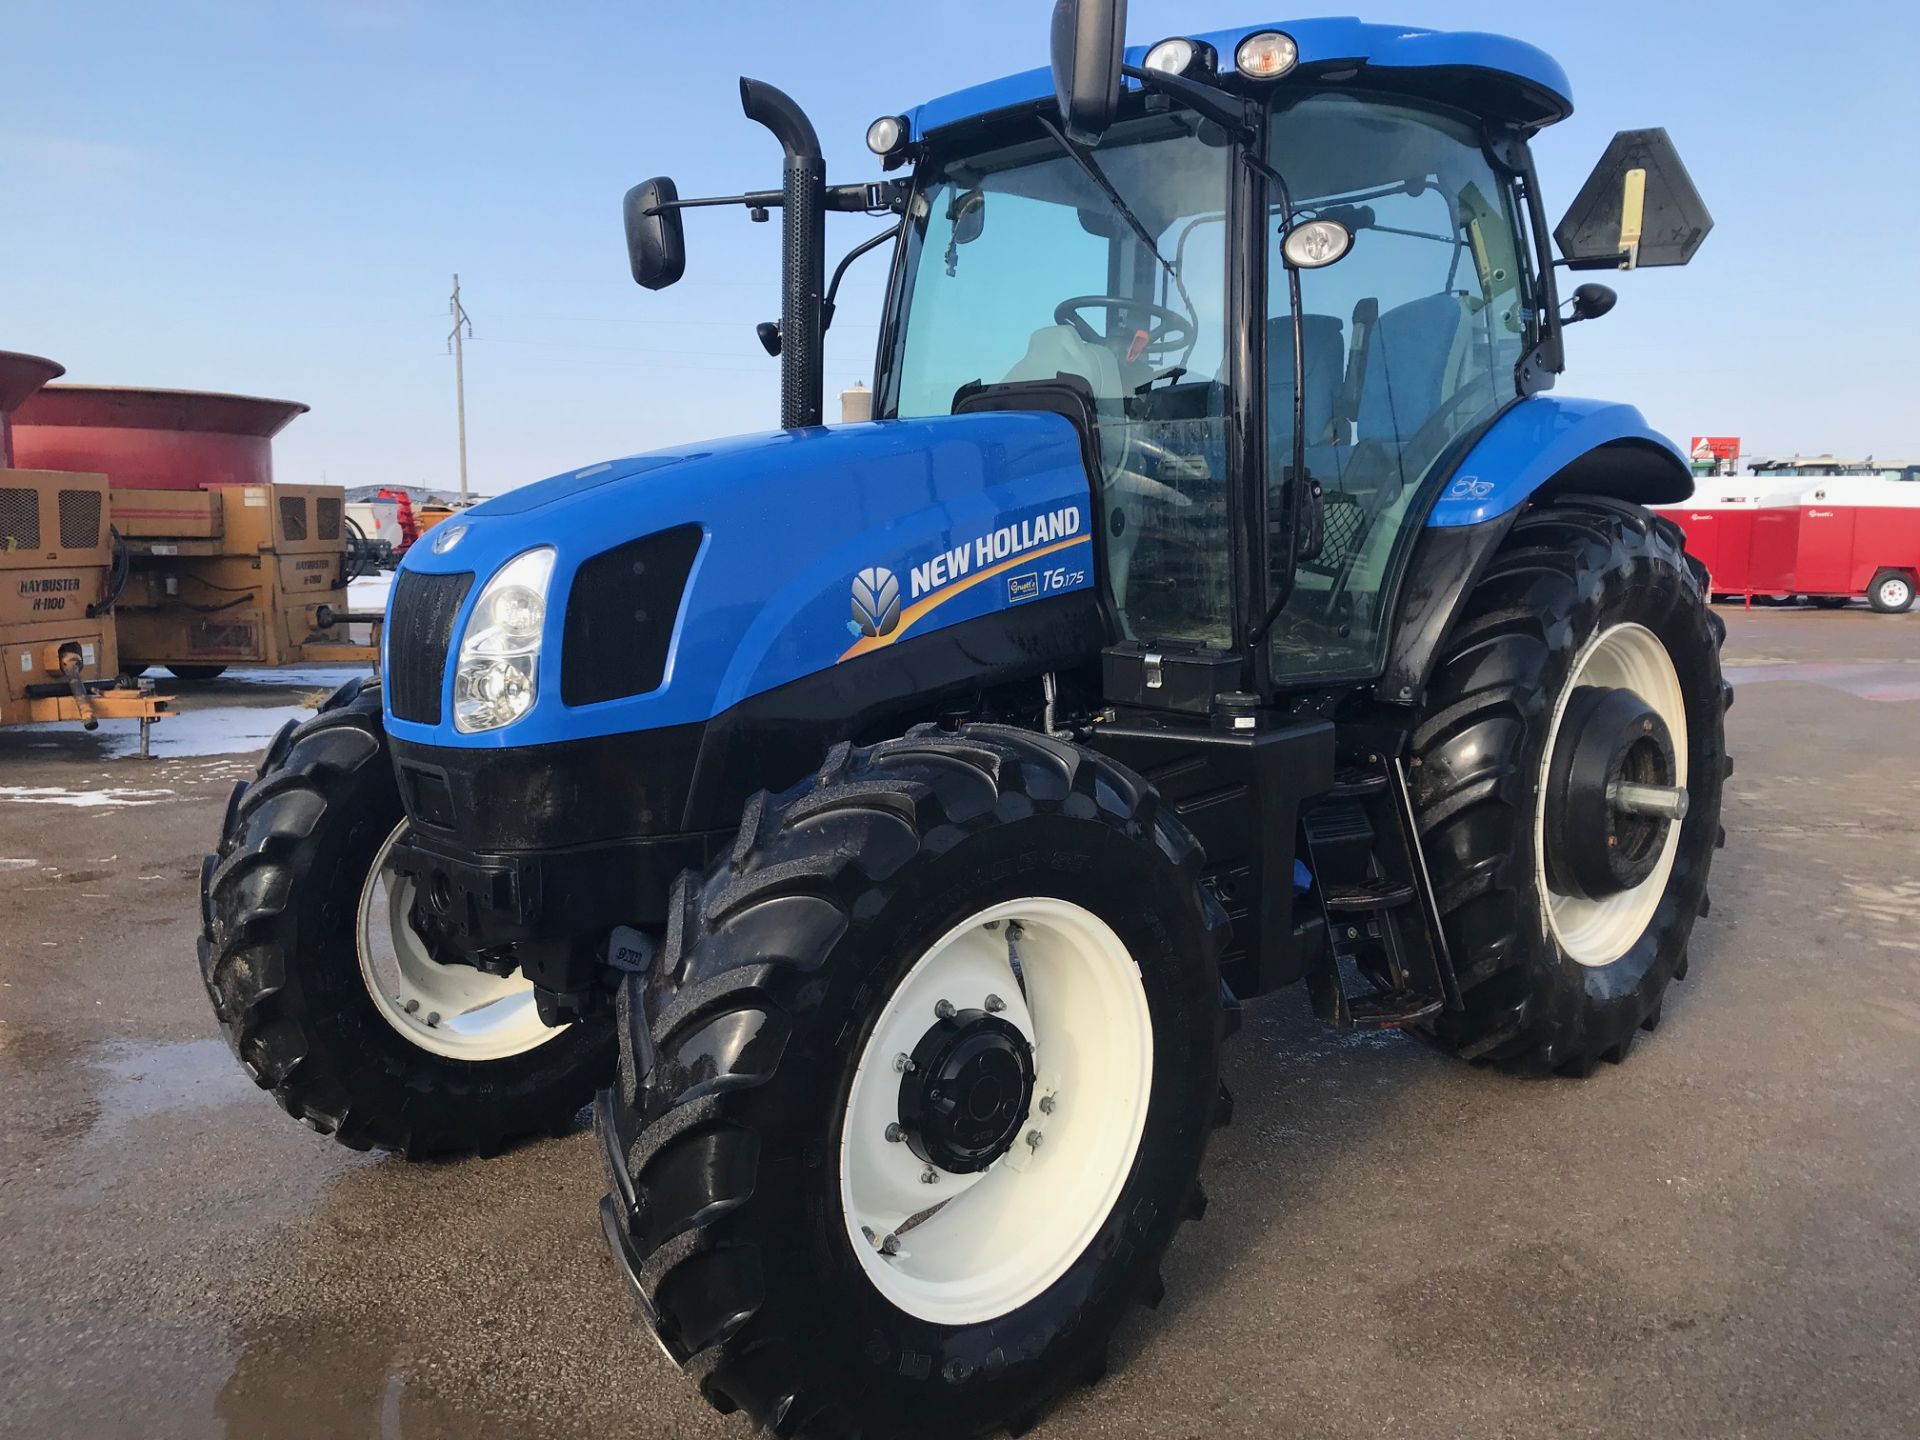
top-left (1261, 93), bottom-right (1536, 685)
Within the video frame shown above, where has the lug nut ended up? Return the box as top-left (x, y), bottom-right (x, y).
top-left (1025, 1130), bottom-right (1043, 1151)
top-left (921, 1166), bottom-right (939, 1185)
top-left (894, 1052), bottom-right (915, 1074)
top-left (402, 998), bottom-right (420, 1014)
top-left (934, 999), bottom-right (957, 1020)
top-left (1038, 1095), bottom-right (1055, 1115)
top-left (880, 1233), bottom-right (901, 1256)
top-left (985, 993), bottom-right (1007, 1014)
top-left (425, 1011), bottom-right (441, 1028)
top-left (885, 1123), bottom-right (906, 1143)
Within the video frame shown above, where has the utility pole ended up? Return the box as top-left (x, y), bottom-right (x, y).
top-left (447, 273), bottom-right (473, 506)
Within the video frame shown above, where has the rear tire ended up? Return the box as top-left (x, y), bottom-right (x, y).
top-left (168, 664), bottom-right (228, 681)
top-left (598, 725), bottom-right (1231, 1439)
top-left (198, 677), bottom-right (614, 1155)
top-left (1411, 498), bottom-right (1729, 1073)
top-left (1869, 570), bottom-right (1915, 614)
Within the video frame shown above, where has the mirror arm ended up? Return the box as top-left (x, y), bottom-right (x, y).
top-left (648, 189), bottom-right (785, 214)
top-left (823, 223), bottom-right (904, 332)
top-left (1119, 64), bottom-right (1259, 139)
top-left (653, 181), bottom-right (906, 219)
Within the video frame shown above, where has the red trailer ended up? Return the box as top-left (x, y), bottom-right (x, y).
top-left (1660, 461), bottom-right (1920, 613)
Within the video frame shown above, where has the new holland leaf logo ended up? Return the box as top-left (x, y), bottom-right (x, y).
top-left (850, 566), bottom-right (901, 638)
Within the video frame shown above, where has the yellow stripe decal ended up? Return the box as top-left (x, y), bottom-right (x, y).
top-left (838, 535), bottom-right (1092, 663)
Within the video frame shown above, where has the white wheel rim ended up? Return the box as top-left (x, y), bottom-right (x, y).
top-left (356, 822), bottom-right (565, 1061)
top-left (837, 897), bottom-right (1152, 1326)
top-left (1882, 578), bottom-right (1911, 608)
top-left (1534, 623), bottom-right (1689, 968)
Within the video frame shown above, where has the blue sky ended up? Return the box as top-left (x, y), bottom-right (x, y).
top-left (3, 1), bottom-right (1915, 494)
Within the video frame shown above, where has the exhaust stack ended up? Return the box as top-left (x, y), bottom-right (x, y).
top-left (740, 78), bottom-right (826, 429)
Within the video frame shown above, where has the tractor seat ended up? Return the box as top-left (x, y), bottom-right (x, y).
top-left (1354, 292), bottom-right (1494, 475)
top-left (1267, 313), bottom-right (1347, 484)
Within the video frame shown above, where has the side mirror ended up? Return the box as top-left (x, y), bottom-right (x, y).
top-left (1050, 0), bottom-right (1128, 146)
top-left (1564, 283), bottom-right (1618, 325)
top-left (950, 190), bottom-right (987, 247)
top-left (624, 177), bottom-right (687, 291)
top-left (1555, 128), bottom-right (1712, 271)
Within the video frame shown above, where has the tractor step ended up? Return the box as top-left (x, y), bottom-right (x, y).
top-left (1302, 745), bottom-right (1460, 1033)
top-left (1329, 764), bottom-right (1389, 799)
top-left (1325, 878), bottom-right (1415, 912)
top-left (1346, 988), bottom-right (1446, 1029)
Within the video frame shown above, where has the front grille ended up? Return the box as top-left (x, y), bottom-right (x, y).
top-left (389, 570), bottom-right (475, 725)
top-left (279, 496), bottom-right (307, 541)
top-left (314, 495), bottom-right (342, 541)
top-left (0, 488), bottom-right (39, 551)
top-left (562, 525), bottom-right (703, 708)
top-left (58, 489), bottom-right (102, 550)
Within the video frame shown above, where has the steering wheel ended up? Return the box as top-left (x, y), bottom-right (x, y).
top-left (1111, 433), bottom-right (1200, 506)
top-left (1053, 296), bottom-right (1193, 361)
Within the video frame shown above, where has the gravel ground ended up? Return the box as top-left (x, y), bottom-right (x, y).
top-left (1, 606), bottom-right (1916, 1440)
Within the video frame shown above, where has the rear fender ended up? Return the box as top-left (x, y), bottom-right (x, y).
top-left (1383, 398), bottom-right (1693, 704)
top-left (1425, 395), bottom-right (1692, 529)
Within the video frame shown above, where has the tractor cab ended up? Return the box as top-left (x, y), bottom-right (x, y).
top-left (875, 34), bottom-right (1555, 690)
top-left (631, 11), bottom-right (1708, 717)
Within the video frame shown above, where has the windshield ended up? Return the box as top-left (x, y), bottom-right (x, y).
top-left (885, 112), bottom-right (1237, 647)
top-left (1264, 92), bottom-right (1535, 684)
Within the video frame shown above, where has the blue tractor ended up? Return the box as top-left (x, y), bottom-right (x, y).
top-left (199, 5), bottom-right (1727, 1433)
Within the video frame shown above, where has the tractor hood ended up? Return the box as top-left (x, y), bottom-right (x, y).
top-left (385, 413), bottom-right (1098, 751)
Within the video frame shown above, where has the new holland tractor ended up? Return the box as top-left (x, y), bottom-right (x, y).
top-left (198, 6), bottom-right (1728, 1434)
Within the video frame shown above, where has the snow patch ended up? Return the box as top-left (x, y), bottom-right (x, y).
top-left (349, 573), bottom-right (394, 610)
top-left (0, 785), bottom-right (176, 809)
top-left (116, 704), bottom-right (312, 759)
top-left (215, 666), bottom-right (367, 689)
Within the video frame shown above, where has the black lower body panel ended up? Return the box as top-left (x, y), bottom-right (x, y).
top-left (386, 824), bottom-right (723, 953)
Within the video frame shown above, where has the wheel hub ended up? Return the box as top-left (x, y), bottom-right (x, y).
top-left (1544, 685), bottom-right (1682, 901)
top-left (896, 1008), bottom-right (1035, 1174)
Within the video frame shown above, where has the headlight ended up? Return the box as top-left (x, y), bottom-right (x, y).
top-left (1144, 38), bottom-right (1196, 75)
top-left (1283, 219), bottom-right (1353, 269)
top-left (1144, 37), bottom-right (1215, 77)
top-left (866, 115), bottom-right (907, 157)
top-left (453, 547), bottom-right (555, 734)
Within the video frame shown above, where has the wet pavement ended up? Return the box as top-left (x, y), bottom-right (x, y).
top-left (3, 609), bottom-right (1918, 1440)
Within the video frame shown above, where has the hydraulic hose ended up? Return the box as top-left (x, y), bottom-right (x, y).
top-left (86, 526), bottom-right (129, 618)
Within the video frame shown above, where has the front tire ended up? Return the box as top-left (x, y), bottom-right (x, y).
top-left (598, 726), bottom-right (1231, 1439)
top-left (198, 677), bottom-right (614, 1155)
top-left (1411, 498), bottom-right (1730, 1074)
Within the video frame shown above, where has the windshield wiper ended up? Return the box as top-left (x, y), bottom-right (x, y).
top-left (1036, 114), bottom-right (1176, 283)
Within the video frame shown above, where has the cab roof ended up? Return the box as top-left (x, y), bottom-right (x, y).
top-left (905, 17), bottom-right (1573, 138)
